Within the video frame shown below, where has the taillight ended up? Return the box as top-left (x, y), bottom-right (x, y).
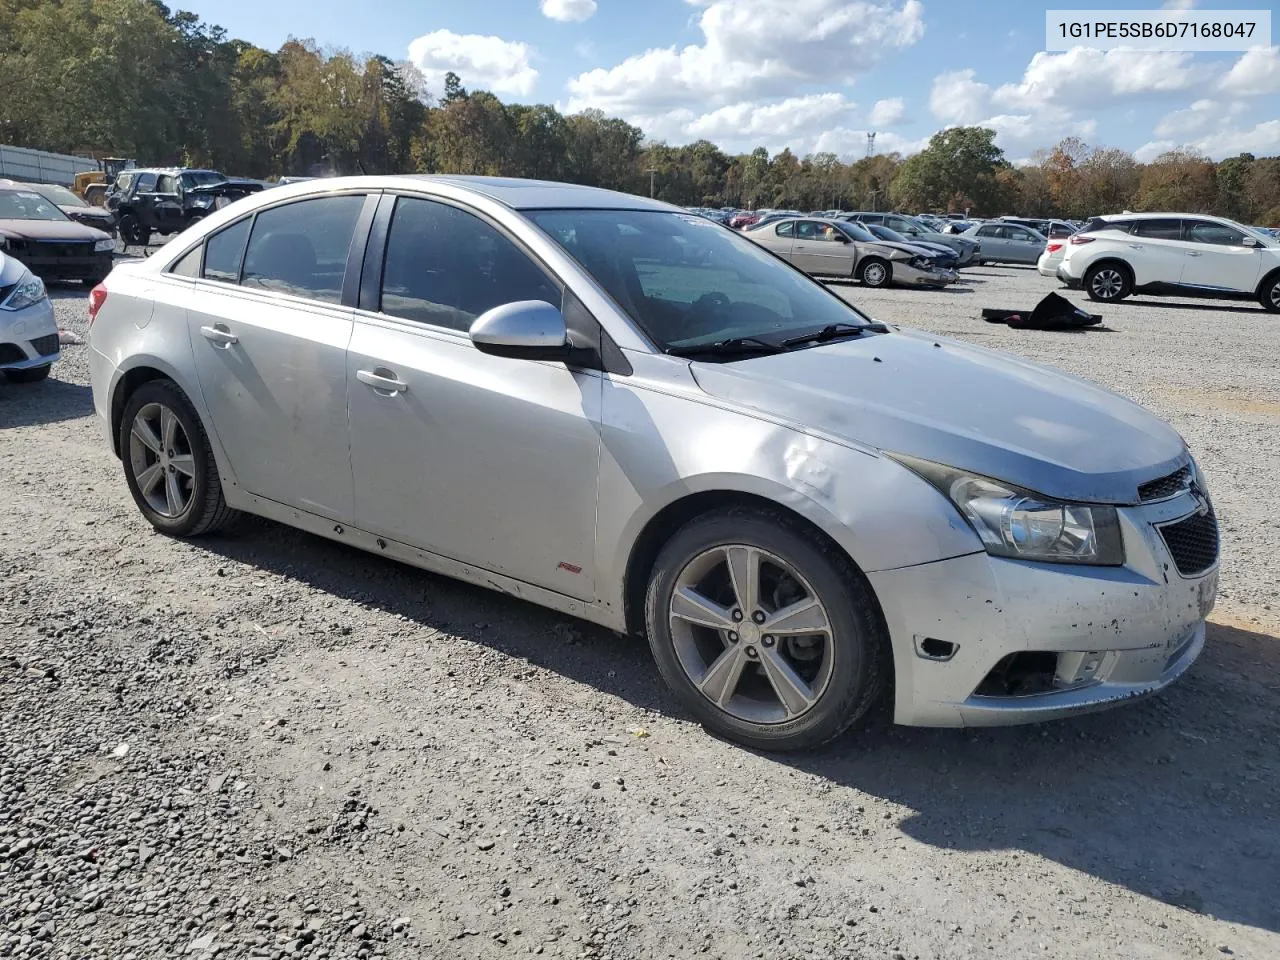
top-left (1069, 235), bottom-right (1095, 245)
top-left (1047, 242), bottom-right (1063, 253)
top-left (88, 284), bottom-right (107, 325)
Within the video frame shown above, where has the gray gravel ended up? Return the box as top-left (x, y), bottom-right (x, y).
top-left (0, 270), bottom-right (1277, 960)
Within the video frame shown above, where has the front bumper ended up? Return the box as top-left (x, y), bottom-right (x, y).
top-left (8, 248), bottom-right (113, 281)
top-left (0, 297), bottom-right (59, 370)
top-left (896, 262), bottom-right (958, 287)
top-left (868, 487), bottom-right (1217, 727)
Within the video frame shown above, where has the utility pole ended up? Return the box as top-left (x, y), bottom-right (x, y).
top-left (866, 132), bottom-right (876, 158)
top-left (647, 168), bottom-right (657, 198)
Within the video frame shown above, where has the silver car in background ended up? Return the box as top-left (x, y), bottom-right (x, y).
top-left (87, 176), bottom-right (1218, 752)
top-left (746, 217), bottom-right (956, 288)
top-left (0, 249), bottom-right (59, 383)
top-left (962, 221), bottom-right (1048, 265)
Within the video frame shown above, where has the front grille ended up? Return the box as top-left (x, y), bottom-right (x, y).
top-left (1159, 507), bottom-right (1219, 577)
top-left (30, 241), bottom-right (95, 259)
top-left (31, 333), bottom-right (59, 356)
top-left (1139, 464), bottom-right (1191, 502)
top-left (0, 343), bottom-right (25, 364)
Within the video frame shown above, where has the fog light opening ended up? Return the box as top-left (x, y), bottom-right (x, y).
top-left (975, 651), bottom-right (1060, 697)
top-left (915, 636), bottom-right (958, 661)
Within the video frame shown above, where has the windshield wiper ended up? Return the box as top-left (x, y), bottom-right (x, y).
top-left (666, 336), bottom-right (788, 359)
top-left (781, 322), bottom-right (888, 347)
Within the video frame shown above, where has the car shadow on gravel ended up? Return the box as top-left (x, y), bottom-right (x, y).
top-left (0, 377), bottom-right (93, 426)
top-left (1119, 299), bottom-right (1265, 316)
top-left (788, 619), bottom-right (1280, 935)
top-left (189, 519), bottom-right (1279, 934)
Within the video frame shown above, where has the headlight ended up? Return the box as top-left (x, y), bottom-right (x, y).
top-left (192, 195), bottom-right (214, 206)
top-left (94, 238), bottom-right (115, 252)
top-left (890, 454), bottom-right (1125, 565)
top-left (908, 256), bottom-right (932, 270)
top-left (1, 270), bottom-right (47, 311)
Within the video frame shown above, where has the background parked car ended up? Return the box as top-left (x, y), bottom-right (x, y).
top-left (962, 221), bottom-right (1047, 265)
top-left (747, 217), bottom-right (956, 288)
top-left (999, 216), bottom-right (1076, 239)
top-left (106, 168), bottom-right (265, 245)
top-left (1057, 213), bottom-right (1280, 310)
top-left (1, 179), bottom-right (116, 236)
top-left (862, 223), bottom-right (960, 269)
top-left (842, 212), bottom-right (980, 266)
top-left (0, 246), bottom-right (59, 382)
top-left (0, 185), bottom-right (114, 284)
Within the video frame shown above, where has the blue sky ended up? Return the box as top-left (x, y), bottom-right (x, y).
top-left (184, 0), bottom-right (1278, 161)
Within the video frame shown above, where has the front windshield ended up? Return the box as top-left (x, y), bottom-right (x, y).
top-left (0, 189), bottom-right (70, 222)
top-left (837, 221), bottom-right (877, 243)
top-left (37, 184), bottom-right (87, 208)
top-left (180, 171), bottom-right (227, 189)
top-left (528, 208), bottom-right (871, 351)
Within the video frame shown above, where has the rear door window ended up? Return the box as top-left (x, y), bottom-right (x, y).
top-left (202, 219), bottom-right (251, 283)
top-left (241, 195), bottom-right (365, 303)
top-left (1133, 219), bottom-right (1184, 240)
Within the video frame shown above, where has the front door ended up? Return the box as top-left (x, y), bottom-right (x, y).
top-left (791, 221), bottom-right (853, 276)
top-left (1180, 220), bottom-right (1265, 294)
top-left (346, 195), bottom-right (602, 600)
top-left (186, 192), bottom-right (370, 521)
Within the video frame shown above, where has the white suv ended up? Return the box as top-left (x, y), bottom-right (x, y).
top-left (1056, 213), bottom-right (1280, 312)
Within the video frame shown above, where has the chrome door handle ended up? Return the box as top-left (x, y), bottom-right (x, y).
top-left (1186, 251), bottom-right (1203, 257)
top-left (357, 368), bottom-right (409, 393)
top-left (199, 325), bottom-right (237, 346)
top-left (1128, 244), bottom-right (1144, 249)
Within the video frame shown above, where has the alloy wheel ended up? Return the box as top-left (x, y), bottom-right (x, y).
top-left (1090, 268), bottom-right (1124, 299)
top-left (1270, 282), bottom-right (1280, 310)
top-left (668, 545), bottom-right (835, 724)
top-left (128, 402), bottom-right (196, 518)
top-left (863, 263), bottom-right (887, 286)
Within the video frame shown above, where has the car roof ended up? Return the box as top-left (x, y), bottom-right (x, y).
top-left (392, 175), bottom-right (671, 212)
top-left (1096, 212), bottom-right (1226, 222)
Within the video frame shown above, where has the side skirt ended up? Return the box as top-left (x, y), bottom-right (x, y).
top-left (222, 488), bottom-right (626, 633)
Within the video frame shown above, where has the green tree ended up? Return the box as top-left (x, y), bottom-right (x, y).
top-left (890, 126), bottom-right (1009, 214)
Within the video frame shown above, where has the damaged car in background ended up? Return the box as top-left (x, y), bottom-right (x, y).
top-left (747, 217), bottom-right (957, 287)
top-left (0, 185), bottom-right (113, 285)
top-left (88, 176), bottom-right (1218, 752)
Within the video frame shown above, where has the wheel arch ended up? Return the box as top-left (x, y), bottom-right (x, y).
top-left (108, 358), bottom-right (202, 459)
top-left (1085, 257), bottom-right (1134, 284)
top-left (1256, 265), bottom-right (1280, 299)
top-left (620, 489), bottom-right (879, 639)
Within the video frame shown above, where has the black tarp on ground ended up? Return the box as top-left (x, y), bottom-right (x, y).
top-left (981, 291), bottom-right (1103, 330)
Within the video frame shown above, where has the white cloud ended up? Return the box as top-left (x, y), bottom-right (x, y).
top-left (407, 30), bottom-right (539, 97)
top-left (565, 0), bottom-right (925, 115)
top-left (1153, 98), bottom-right (1248, 139)
top-left (1220, 46), bottom-right (1280, 96)
top-left (1135, 119), bottom-right (1280, 161)
top-left (929, 69), bottom-right (991, 124)
top-left (993, 48), bottom-right (1202, 113)
top-left (868, 97), bottom-right (906, 127)
top-left (540, 0), bottom-right (597, 22)
top-left (814, 128), bottom-right (929, 157)
top-left (1134, 139), bottom-right (1177, 163)
top-left (683, 94), bottom-right (857, 142)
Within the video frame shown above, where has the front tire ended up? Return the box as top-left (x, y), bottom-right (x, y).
top-left (1085, 262), bottom-right (1132, 303)
top-left (858, 257), bottom-right (892, 288)
top-left (4, 364), bottom-right (51, 383)
top-left (118, 213), bottom-right (150, 247)
top-left (119, 380), bottom-right (238, 536)
top-left (1260, 274), bottom-right (1280, 314)
top-left (644, 508), bottom-right (889, 752)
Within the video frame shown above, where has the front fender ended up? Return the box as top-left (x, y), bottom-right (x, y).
top-left (594, 372), bottom-right (983, 620)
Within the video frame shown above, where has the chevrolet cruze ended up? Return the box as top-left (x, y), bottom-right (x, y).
top-left (87, 177), bottom-right (1219, 751)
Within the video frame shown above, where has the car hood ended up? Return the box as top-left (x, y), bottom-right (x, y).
top-left (62, 205), bottom-right (114, 220)
top-left (861, 240), bottom-right (931, 259)
top-left (189, 180), bottom-right (262, 197)
top-left (689, 328), bottom-right (1187, 504)
top-left (0, 217), bottom-right (110, 241)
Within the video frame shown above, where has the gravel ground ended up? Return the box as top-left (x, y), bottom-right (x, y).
top-left (1, 266), bottom-right (1277, 960)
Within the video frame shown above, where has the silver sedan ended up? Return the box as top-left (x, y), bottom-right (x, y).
top-left (746, 217), bottom-right (956, 287)
top-left (87, 176), bottom-right (1218, 751)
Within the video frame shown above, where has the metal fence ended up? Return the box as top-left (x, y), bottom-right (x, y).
top-left (0, 144), bottom-right (100, 186)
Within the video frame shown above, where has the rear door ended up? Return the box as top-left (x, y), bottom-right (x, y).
top-left (1180, 219), bottom-right (1265, 294)
top-left (1127, 218), bottom-right (1187, 285)
top-left (186, 191), bottom-right (375, 521)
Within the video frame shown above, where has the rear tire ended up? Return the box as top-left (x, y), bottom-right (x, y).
top-left (858, 257), bottom-right (892, 288)
top-left (1259, 274), bottom-right (1280, 314)
top-left (644, 507), bottom-right (889, 752)
top-left (4, 364), bottom-right (51, 383)
top-left (1085, 262), bottom-right (1132, 303)
top-left (119, 379), bottom-right (238, 537)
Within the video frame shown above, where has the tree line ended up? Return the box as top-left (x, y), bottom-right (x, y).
top-left (1, 0), bottom-right (1277, 224)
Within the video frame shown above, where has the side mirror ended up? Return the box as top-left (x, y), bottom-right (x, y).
top-left (1243, 236), bottom-right (1260, 248)
top-left (469, 300), bottom-right (573, 361)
